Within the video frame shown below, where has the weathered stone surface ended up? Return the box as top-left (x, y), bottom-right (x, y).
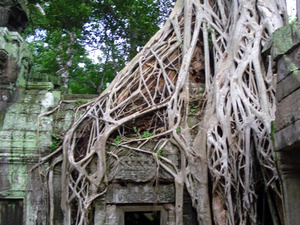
top-left (0, 27), bottom-right (32, 112)
top-left (0, 0), bottom-right (29, 33)
top-left (107, 141), bottom-right (179, 182)
top-left (62, 93), bottom-right (98, 100)
top-left (109, 152), bottom-right (157, 182)
top-left (274, 120), bottom-right (300, 151)
top-left (263, 22), bottom-right (300, 61)
top-left (276, 149), bottom-right (300, 225)
top-left (106, 183), bottom-right (175, 204)
top-left (275, 87), bottom-right (300, 132)
top-left (275, 40), bottom-right (300, 83)
top-left (276, 69), bottom-right (300, 102)
top-left (26, 82), bottom-right (54, 91)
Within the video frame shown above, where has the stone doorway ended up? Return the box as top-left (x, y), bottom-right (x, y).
top-left (124, 211), bottom-right (160, 225)
top-left (0, 199), bottom-right (23, 225)
top-left (105, 204), bottom-right (174, 225)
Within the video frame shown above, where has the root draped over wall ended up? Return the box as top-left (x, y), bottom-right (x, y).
top-left (37, 0), bottom-right (287, 224)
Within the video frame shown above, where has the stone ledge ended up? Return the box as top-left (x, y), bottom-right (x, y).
top-left (62, 94), bottom-right (98, 100)
top-left (274, 119), bottom-right (300, 151)
top-left (26, 82), bottom-right (54, 91)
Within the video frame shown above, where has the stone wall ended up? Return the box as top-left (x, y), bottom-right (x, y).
top-left (264, 21), bottom-right (300, 225)
top-left (0, 75), bottom-right (96, 224)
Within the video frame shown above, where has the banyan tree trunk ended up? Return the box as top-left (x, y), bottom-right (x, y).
top-left (42, 0), bottom-right (288, 224)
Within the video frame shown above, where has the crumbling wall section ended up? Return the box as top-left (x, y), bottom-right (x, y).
top-left (264, 21), bottom-right (300, 225)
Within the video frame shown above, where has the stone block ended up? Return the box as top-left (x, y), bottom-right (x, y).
top-left (11, 116), bottom-right (27, 130)
top-left (23, 139), bottom-right (37, 149)
top-left (275, 88), bottom-right (300, 131)
top-left (1, 113), bottom-right (16, 130)
top-left (8, 103), bottom-right (27, 114)
top-left (263, 22), bottom-right (300, 61)
top-left (38, 117), bottom-right (53, 132)
top-left (274, 119), bottom-right (300, 151)
top-left (26, 104), bottom-right (42, 114)
top-left (277, 54), bottom-right (299, 83)
top-left (11, 131), bottom-right (25, 149)
top-left (276, 70), bottom-right (300, 102)
top-left (25, 116), bottom-right (39, 131)
top-left (37, 132), bottom-right (52, 148)
top-left (0, 131), bottom-right (12, 149)
top-left (107, 152), bottom-right (157, 182)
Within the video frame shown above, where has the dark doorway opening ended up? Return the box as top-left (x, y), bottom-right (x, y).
top-left (125, 211), bottom-right (160, 225)
top-left (0, 199), bottom-right (23, 225)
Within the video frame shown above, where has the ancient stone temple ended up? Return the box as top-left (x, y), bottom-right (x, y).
top-left (0, 2), bottom-right (299, 225)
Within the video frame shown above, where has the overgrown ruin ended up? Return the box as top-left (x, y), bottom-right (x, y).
top-left (0, 0), bottom-right (300, 225)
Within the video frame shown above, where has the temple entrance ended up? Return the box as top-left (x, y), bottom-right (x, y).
top-left (124, 211), bottom-right (161, 225)
top-left (0, 199), bottom-right (23, 225)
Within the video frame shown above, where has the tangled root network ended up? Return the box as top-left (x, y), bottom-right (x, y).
top-left (41, 0), bottom-right (288, 224)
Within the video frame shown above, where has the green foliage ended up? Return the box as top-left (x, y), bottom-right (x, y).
top-left (74, 99), bottom-right (88, 105)
top-left (176, 127), bottom-right (181, 133)
top-left (25, 0), bottom-right (175, 94)
top-left (206, 26), bottom-right (214, 48)
top-left (133, 126), bottom-right (137, 133)
top-left (156, 148), bottom-right (164, 159)
top-left (50, 132), bottom-right (62, 151)
top-left (270, 120), bottom-right (275, 142)
top-left (190, 104), bottom-right (197, 114)
top-left (113, 135), bottom-right (122, 147)
top-left (141, 131), bottom-right (154, 138)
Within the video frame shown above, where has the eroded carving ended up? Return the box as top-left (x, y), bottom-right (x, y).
top-left (0, 27), bottom-right (32, 110)
top-left (0, 0), bottom-right (28, 33)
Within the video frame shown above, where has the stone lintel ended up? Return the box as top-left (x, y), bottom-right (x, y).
top-left (26, 82), bottom-right (54, 91)
top-left (106, 183), bottom-right (175, 204)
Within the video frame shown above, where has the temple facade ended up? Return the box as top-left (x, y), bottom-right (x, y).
top-left (0, 2), bottom-right (299, 225)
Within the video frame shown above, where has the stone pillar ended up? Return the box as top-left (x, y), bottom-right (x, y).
top-left (105, 204), bottom-right (117, 225)
top-left (263, 22), bottom-right (300, 225)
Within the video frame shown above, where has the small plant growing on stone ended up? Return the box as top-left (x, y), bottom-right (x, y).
top-left (156, 149), bottom-right (164, 159)
top-left (74, 99), bottom-right (87, 105)
top-left (50, 132), bottom-right (62, 151)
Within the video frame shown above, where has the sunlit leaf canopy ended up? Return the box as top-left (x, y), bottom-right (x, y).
top-left (25, 0), bottom-right (175, 94)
